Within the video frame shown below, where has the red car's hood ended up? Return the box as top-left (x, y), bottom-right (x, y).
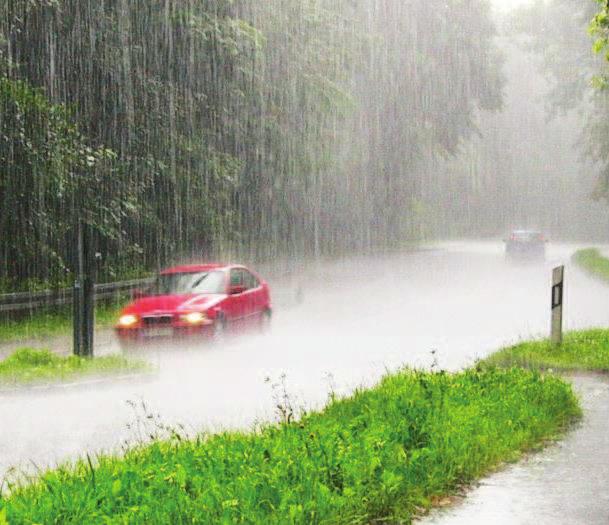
top-left (124, 294), bottom-right (224, 315)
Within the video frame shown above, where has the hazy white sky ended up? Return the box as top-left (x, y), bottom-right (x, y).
top-left (491, 0), bottom-right (534, 11)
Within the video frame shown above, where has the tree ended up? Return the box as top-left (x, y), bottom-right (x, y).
top-left (0, 77), bottom-right (141, 287)
top-left (0, 0), bottom-right (506, 286)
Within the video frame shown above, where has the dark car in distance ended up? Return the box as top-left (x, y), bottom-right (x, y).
top-left (504, 230), bottom-right (547, 260)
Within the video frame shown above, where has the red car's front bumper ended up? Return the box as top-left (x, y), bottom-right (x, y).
top-left (115, 318), bottom-right (215, 344)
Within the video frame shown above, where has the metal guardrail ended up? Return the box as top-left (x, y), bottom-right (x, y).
top-left (0, 278), bottom-right (154, 313)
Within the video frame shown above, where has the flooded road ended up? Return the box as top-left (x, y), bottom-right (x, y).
top-left (1, 241), bottom-right (609, 496)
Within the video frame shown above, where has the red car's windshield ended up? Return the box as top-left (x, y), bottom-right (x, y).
top-left (149, 271), bottom-right (226, 296)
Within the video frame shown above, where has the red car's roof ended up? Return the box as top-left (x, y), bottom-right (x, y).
top-left (160, 264), bottom-right (229, 275)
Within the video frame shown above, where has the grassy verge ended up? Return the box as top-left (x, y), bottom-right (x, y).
top-left (0, 367), bottom-right (579, 524)
top-left (572, 247), bottom-right (609, 282)
top-left (0, 348), bottom-right (148, 387)
top-left (483, 329), bottom-right (609, 372)
top-left (0, 303), bottom-right (122, 343)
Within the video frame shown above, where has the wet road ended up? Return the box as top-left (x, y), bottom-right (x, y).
top-left (1, 241), bottom-right (609, 513)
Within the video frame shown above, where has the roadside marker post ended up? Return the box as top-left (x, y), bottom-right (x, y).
top-left (551, 265), bottom-right (564, 346)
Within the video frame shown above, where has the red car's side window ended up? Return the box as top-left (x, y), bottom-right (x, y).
top-left (243, 270), bottom-right (260, 290)
top-left (230, 269), bottom-right (245, 287)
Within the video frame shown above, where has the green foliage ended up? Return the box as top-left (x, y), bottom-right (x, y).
top-left (0, 76), bottom-right (141, 285)
top-left (513, 0), bottom-right (599, 114)
top-left (0, 348), bottom-right (148, 385)
top-left (591, 0), bottom-right (609, 69)
top-left (328, 0), bottom-right (504, 246)
top-left (514, 0), bottom-right (609, 203)
top-left (573, 247), bottom-right (609, 281)
top-left (0, 367), bottom-right (579, 523)
top-left (483, 329), bottom-right (609, 372)
top-left (0, 303), bottom-right (122, 343)
top-left (587, 1), bottom-right (609, 199)
top-left (0, 0), bottom-right (505, 288)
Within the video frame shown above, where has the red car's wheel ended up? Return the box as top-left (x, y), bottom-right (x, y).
top-left (259, 308), bottom-right (272, 334)
top-left (212, 313), bottom-right (226, 344)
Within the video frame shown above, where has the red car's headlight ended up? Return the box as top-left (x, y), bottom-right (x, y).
top-left (117, 314), bottom-right (138, 328)
top-left (180, 312), bottom-right (207, 325)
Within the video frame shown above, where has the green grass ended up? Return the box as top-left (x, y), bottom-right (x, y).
top-left (572, 247), bottom-right (609, 282)
top-left (0, 304), bottom-right (122, 343)
top-left (0, 367), bottom-right (579, 524)
top-left (483, 329), bottom-right (609, 372)
top-left (0, 348), bottom-right (149, 387)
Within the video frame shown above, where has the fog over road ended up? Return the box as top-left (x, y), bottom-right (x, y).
top-left (1, 241), bottom-right (608, 487)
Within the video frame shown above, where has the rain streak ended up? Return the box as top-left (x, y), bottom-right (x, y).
top-left (1, 0), bottom-right (609, 524)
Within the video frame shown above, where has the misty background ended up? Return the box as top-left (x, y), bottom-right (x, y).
top-left (1, 0), bottom-right (608, 290)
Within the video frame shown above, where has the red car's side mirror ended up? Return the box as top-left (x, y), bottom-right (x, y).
top-left (229, 285), bottom-right (246, 295)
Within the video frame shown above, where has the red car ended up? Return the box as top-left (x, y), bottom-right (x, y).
top-left (115, 264), bottom-right (271, 346)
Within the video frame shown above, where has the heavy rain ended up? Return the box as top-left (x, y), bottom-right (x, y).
top-left (1, 0), bottom-right (609, 523)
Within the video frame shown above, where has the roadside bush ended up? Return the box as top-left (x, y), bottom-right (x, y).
top-left (0, 348), bottom-right (148, 386)
top-left (572, 248), bottom-right (609, 281)
top-left (484, 328), bottom-right (609, 372)
top-left (0, 367), bottom-right (579, 524)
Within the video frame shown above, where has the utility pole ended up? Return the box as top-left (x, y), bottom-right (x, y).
top-left (73, 220), bottom-right (95, 357)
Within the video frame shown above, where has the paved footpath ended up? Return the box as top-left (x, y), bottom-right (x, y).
top-left (418, 374), bottom-right (609, 525)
